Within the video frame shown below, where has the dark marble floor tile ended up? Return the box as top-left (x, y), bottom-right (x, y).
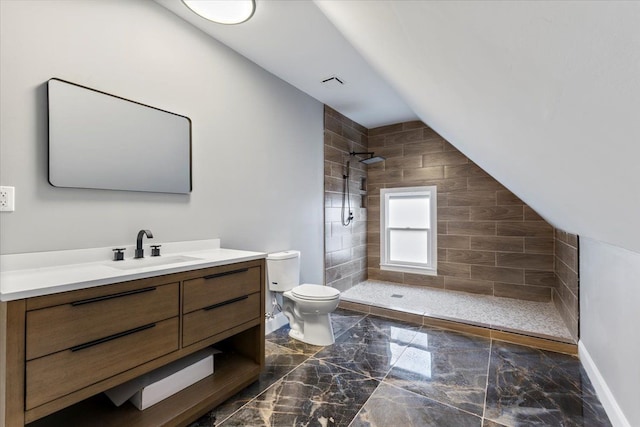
top-left (385, 339), bottom-right (490, 416)
top-left (189, 342), bottom-right (309, 426)
top-left (416, 326), bottom-right (491, 352)
top-left (314, 316), bottom-right (421, 379)
top-left (219, 358), bottom-right (379, 426)
top-left (332, 308), bottom-right (367, 339)
top-left (484, 341), bottom-right (612, 427)
top-left (266, 324), bottom-right (324, 356)
top-left (350, 382), bottom-right (482, 427)
top-left (192, 317), bottom-right (612, 427)
top-left (333, 314), bottom-right (421, 346)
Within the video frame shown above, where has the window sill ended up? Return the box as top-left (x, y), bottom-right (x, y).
top-left (380, 264), bottom-right (437, 276)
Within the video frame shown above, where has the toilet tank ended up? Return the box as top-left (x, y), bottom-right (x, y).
top-left (266, 250), bottom-right (300, 292)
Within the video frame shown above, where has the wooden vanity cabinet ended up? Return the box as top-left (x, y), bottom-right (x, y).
top-left (26, 281), bottom-right (179, 361)
top-left (182, 265), bottom-right (261, 347)
top-left (0, 258), bottom-right (265, 427)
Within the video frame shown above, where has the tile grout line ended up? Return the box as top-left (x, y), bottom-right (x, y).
top-left (345, 315), bottom-right (422, 427)
top-left (233, 311), bottom-right (377, 423)
top-left (267, 340), bottom-right (305, 356)
top-left (217, 331), bottom-right (332, 425)
top-left (377, 319), bottom-right (423, 384)
top-left (268, 312), bottom-right (386, 426)
top-left (313, 313), bottom-right (417, 383)
top-left (217, 342), bottom-right (316, 426)
top-left (313, 357), bottom-right (380, 381)
top-left (345, 379), bottom-right (380, 427)
top-left (380, 378), bottom-right (485, 421)
top-left (331, 313), bottom-right (368, 342)
top-left (376, 325), bottom-right (486, 421)
top-left (481, 338), bottom-right (494, 423)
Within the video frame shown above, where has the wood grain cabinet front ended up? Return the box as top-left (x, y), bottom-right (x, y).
top-left (182, 265), bottom-right (262, 347)
top-left (183, 266), bottom-right (261, 314)
top-left (26, 282), bottom-right (179, 360)
top-left (183, 292), bottom-right (261, 347)
top-left (26, 317), bottom-right (179, 410)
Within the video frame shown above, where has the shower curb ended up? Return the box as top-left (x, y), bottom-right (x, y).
top-left (339, 300), bottom-right (578, 355)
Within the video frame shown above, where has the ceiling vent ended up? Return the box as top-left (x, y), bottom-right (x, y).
top-left (321, 75), bottom-right (345, 88)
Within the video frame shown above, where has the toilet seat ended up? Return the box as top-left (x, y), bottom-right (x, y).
top-left (291, 284), bottom-right (340, 301)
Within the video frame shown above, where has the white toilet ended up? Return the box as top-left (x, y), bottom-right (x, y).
top-left (267, 250), bottom-right (340, 346)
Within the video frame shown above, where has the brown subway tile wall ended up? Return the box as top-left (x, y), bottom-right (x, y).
top-left (324, 106), bottom-right (368, 292)
top-left (553, 229), bottom-right (580, 341)
top-left (366, 121), bottom-right (555, 301)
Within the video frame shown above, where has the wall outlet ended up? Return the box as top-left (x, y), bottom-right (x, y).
top-left (0, 186), bottom-right (15, 212)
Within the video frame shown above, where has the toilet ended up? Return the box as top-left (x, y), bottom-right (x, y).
top-left (267, 250), bottom-right (340, 346)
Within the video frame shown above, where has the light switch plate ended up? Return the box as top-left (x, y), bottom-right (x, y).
top-left (0, 186), bottom-right (15, 212)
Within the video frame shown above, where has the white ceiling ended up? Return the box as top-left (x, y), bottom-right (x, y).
top-left (153, 0), bottom-right (417, 128)
top-left (155, 0), bottom-right (640, 254)
top-left (316, 1), bottom-right (640, 254)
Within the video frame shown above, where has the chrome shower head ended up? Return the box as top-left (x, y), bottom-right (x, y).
top-left (350, 151), bottom-right (386, 165)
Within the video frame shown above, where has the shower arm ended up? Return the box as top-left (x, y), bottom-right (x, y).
top-left (350, 151), bottom-right (375, 157)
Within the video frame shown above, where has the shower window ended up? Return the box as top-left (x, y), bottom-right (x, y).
top-left (380, 186), bottom-right (437, 275)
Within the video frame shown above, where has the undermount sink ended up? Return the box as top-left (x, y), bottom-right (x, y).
top-left (107, 255), bottom-right (203, 270)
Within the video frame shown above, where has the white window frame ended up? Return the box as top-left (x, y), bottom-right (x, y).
top-left (380, 186), bottom-right (437, 276)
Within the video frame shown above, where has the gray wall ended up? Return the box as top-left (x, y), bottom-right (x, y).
top-left (580, 238), bottom-right (640, 427)
top-left (0, 0), bottom-right (324, 284)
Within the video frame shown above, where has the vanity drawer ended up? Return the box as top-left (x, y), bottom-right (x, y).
top-left (183, 265), bottom-right (261, 314)
top-left (26, 282), bottom-right (179, 360)
top-left (26, 317), bottom-right (179, 410)
top-left (183, 292), bottom-right (260, 347)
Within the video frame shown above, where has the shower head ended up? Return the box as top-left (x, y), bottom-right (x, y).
top-left (350, 151), bottom-right (386, 165)
top-left (359, 156), bottom-right (385, 165)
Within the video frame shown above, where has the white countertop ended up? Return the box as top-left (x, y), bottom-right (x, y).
top-left (0, 239), bottom-right (266, 301)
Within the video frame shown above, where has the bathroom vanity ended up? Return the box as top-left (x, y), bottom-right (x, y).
top-left (0, 241), bottom-right (266, 427)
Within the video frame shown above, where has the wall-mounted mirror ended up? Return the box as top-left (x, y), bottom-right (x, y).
top-left (48, 78), bottom-right (192, 194)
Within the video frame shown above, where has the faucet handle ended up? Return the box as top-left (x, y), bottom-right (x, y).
top-left (150, 245), bottom-right (161, 257)
top-left (112, 248), bottom-right (125, 261)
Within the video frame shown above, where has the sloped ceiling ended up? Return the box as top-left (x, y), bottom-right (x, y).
top-left (316, 1), bottom-right (640, 254)
top-left (153, 0), bottom-right (417, 127)
top-left (155, 0), bottom-right (640, 254)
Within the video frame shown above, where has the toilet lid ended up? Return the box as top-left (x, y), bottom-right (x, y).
top-left (292, 284), bottom-right (340, 301)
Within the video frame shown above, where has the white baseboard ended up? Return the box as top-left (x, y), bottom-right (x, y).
top-left (265, 312), bottom-right (288, 335)
top-left (579, 340), bottom-right (631, 427)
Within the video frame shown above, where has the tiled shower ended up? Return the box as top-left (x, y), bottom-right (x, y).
top-left (324, 106), bottom-right (579, 342)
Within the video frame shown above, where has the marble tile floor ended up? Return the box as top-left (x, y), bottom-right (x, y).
top-left (341, 280), bottom-right (573, 342)
top-left (190, 309), bottom-right (609, 427)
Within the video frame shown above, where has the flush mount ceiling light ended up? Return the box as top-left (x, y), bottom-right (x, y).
top-left (182, 0), bottom-right (256, 25)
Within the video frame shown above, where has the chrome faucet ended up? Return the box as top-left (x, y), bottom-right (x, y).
top-left (134, 229), bottom-right (153, 259)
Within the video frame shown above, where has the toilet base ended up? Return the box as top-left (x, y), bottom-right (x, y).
top-left (288, 313), bottom-right (335, 346)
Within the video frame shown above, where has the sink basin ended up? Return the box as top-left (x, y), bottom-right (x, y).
top-left (107, 255), bottom-right (203, 270)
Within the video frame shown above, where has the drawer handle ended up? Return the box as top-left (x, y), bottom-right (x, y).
top-left (70, 287), bottom-right (157, 306)
top-left (203, 295), bottom-right (248, 311)
top-left (203, 268), bottom-right (249, 280)
top-left (70, 323), bottom-right (156, 352)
